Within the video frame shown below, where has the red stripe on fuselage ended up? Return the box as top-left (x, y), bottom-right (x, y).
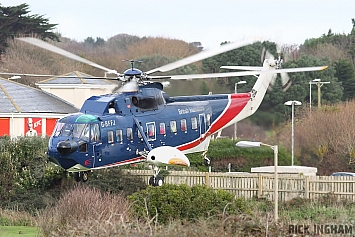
top-left (177, 92), bottom-right (251, 151)
top-left (99, 157), bottom-right (146, 168)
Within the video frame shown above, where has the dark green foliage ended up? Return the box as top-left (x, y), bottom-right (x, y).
top-left (86, 167), bottom-right (148, 197)
top-left (200, 81), bottom-right (210, 94)
top-left (84, 36), bottom-right (105, 47)
top-left (0, 3), bottom-right (59, 53)
top-left (335, 58), bottom-right (355, 100)
top-left (187, 152), bottom-right (209, 171)
top-left (0, 136), bottom-right (47, 197)
top-left (0, 136), bottom-right (65, 212)
top-left (129, 184), bottom-right (248, 224)
top-left (202, 139), bottom-right (295, 172)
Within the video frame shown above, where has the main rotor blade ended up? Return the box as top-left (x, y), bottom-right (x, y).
top-left (16, 37), bottom-right (118, 74)
top-left (0, 72), bottom-right (118, 80)
top-left (145, 39), bottom-right (258, 75)
top-left (166, 66), bottom-right (328, 80)
top-left (221, 66), bottom-right (263, 70)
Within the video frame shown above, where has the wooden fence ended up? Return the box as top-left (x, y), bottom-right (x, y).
top-left (124, 169), bottom-right (355, 202)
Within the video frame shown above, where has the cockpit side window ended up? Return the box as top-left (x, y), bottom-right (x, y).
top-left (81, 124), bottom-right (90, 141)
top-left (53, 122), bottom-right (65, 137)
top-left (73, 124), bottom-right (86, 138)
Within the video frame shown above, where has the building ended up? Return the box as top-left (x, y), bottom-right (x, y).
top-left (36, 71), bottom-right (118, 109)
top-left (1, 71), bottom-right (118, 137)
top-left (0, 76), bottom-right (79, 137)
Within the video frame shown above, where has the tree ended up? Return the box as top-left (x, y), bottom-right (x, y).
top-left (200, 81), bottom-right (209, 94)
top-left (0, 3), bottom-right (59, 54)
top-left (335, 58), bottom-right (355, 100)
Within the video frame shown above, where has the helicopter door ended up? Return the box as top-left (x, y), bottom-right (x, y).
top-left (89, 123), bottom-right (102, 168)
top-left (199, 113), bottom-right (206, 137)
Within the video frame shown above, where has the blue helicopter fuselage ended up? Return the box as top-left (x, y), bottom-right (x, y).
top-left (47, 83), bottom-right (251, 172)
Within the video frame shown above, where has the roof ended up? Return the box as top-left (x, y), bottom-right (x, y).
top-left (36, 71), bottom-right (117, 85)
top-left (0, 77), bottom-right (79, 113)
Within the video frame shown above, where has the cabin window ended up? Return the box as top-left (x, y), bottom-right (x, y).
top-left (107, 130), bottom-right (114, 144)
top-left (116, 129), bottom-right (123, 142)
top-left (127, 127), bottom-right (133, 140)
top-left (170, 120), bottom-right (177, 133)
top-left (180, 119), bottom-right (187, 132)
top-left (159, 122), bottom-right (166, 135)
top-left (91, 123), bottom-right (100, 141)
top-left (147, 122), bottom-right (156, 140)
top-left (206, 113), bottom-right (211, 126)
top-left (138, 125), bottom-right (144, 138)
top-left (191, 117), bottom-right (198, 130)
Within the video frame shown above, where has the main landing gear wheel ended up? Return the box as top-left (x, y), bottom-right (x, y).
top-left (73, 171), bottom-right (89, 182)
top-left (149, 176), bottom-right (164, 186)
top-left (81, 171), bottom-right (89, 182)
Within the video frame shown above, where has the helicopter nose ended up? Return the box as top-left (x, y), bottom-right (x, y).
top-left (57, 140), bottom-right (78, 155)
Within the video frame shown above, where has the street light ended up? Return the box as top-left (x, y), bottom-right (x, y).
top-left (284, 100), bottom-right (302, 166)
top-left (236, 141), bottom-right (278, 221)
top-left (8, 75), bottom-right (21, 80)
top-left (234, 81), bottom-right (247, 140)
top-left (309, 79), bottom-right (330, 110)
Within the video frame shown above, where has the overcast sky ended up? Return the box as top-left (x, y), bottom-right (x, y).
top-left (2, 0), bottom-right (355, 49)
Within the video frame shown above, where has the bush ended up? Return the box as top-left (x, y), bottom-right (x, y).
top-left (37, 185), bottom-right (132, 237)
top-left (128, 184), bottom-right (249, 224)
top-left (86, 167), bottom-right (148, 197)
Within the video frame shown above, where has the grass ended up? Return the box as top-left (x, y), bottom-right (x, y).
top-left (0, 226), bottom-right (39, 237)
top-left (2, 186), bottom-right (355, 236)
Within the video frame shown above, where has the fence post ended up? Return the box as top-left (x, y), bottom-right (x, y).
top-left (258, 174), bottom-right (263, 198)
top-left (205, 172), bottom-right (209, 187)
top-left (304, 176), bottom-right (309, 199)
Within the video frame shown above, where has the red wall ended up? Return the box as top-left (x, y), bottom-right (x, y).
top-left (0, 118), bottom-right (10, 136)
top-left (46, 118), bottom-right (58, 136)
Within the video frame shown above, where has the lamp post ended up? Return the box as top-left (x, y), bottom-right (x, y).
top-left (284, 100), bottom-right (302, 166)
top-left (236, 141), bottom-right (278, 221)
top-left (309, 79), bottom-right (330, 110)
top-left (8, 75), bottom-right (21, 80)
top-left (234, 81), bottom-right (247, 140)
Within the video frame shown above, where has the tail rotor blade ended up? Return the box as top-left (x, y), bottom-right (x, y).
top-left (268, 74), bottom-right (277, 91)
top-left (281, 72), bottom-right (291, 92)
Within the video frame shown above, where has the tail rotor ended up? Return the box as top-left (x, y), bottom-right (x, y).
top-left (261, 43), bottom-right (291, 92)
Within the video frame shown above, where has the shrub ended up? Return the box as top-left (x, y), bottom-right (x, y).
top-left (128, 184), bottom-right (249, 224)
top-left (37, 185), bottom-right (132, 237)
top-left (86, 167), bottom-right (148, 197)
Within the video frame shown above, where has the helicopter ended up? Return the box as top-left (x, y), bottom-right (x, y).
top-left (2, 37), bottom-right (328, 186)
